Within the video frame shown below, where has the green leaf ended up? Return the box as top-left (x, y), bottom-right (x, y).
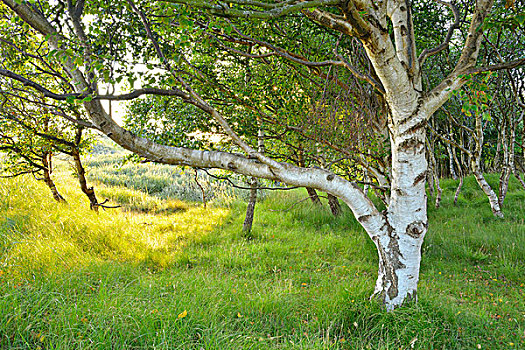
top-left (516, 13), bottom-right (525, 25)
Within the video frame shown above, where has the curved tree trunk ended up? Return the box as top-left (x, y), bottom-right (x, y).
top-left (41, 152), bottom-right (66, 203)
top-left (498, 125), bottom-right (512, 207)
top-left (471, 112), bottom-right (504, 218)
top-left (515, 171), bottom-right (525, 190)
top-left (72, 148), bottom-right (100, 211)
top-left (454, 177), bottom-right (463, 206)
top-left (427, 138), bottom-right (442, 208)
top-left (72, 128), bottom-right (100, 211)
top-left (472, 161), bottom-right (503, 217)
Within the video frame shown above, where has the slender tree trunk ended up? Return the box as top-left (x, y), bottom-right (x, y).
top-left (427, 138), bottom-right (442, 208)
top-left (434, 177), bottom-right (442, 209)
top-left (72, 128), bottom-right (100, 211)
top-left (72, 148), bottom-right (100, 211)
top-left (498, 120), bottom-right (514, 206)
top-left (471, 113), bottom-right (504, 218)
top-left (41, 152), bottom-right (66, 203)
top-left (472, 157), bottom-right (503, 217)
top-left (327, 193), bottom-right (341, 216)
top-left (243, 177), bottom-right (258, 233)
top-left (306, 187), bottom-right (322, 206)
top-left (447, 145), bottom-right (457, 179)
top-left (446, 123), bottom-right (457, 180)
top-left (515, 171), bottom-right (525, 190)
top-left (193, 169), bottom-right (207, 209)
top-left (243, 126), bottom-right (265, 233)
top-left (493, 121), bottom-right (503, 172)
top-left (454, 177), bottom-right (463, 206)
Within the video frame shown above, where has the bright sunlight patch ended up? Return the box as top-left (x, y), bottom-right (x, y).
top-left (0, 174), bottom-right (229, 281)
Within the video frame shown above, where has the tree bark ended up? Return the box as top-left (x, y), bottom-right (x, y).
top-left (327, 193), bottom-right (342, 216)
top-left (427, 138), bottom-right (442, 208)
top-left (453, 177), bottom-right (463, 205)
top-left (370, 124), bottom-right (428, 310)
top-left (471, 112), bottom-right (504, 218)
top-left (71, 128), bottom-right (100, 211)
top-left (446, 136), bottom-right (457, 180)
top-left (242, 177), bottom-right (258, 233)
top-left (306, 187), bottom-right (322, 206)
top-left (515, 171), bottom-right (525, 190)
top-left (498, 115), bottom-right (515, 207)
top-left (41, 152), bottom-right (66, 203)
top-left (72, 148), bottom-right (99, 211)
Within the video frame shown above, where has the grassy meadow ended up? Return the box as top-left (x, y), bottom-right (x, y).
top-left (0, 148), bottom-right (524, 349)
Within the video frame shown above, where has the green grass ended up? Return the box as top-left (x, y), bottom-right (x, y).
top-left (0, 170), bottom-right (524, 349)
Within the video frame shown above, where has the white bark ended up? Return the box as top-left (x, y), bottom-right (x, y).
top-left (371, 106), bottom-right (428, 308)
top-left (471, 112), bottom-right (504, 218)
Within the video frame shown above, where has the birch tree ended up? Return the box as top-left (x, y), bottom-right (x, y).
top-left (0, 0), bottom-right (523, 310)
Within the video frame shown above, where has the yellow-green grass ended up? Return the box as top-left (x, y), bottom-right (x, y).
top-left (0, 174), bottom-right (228, 279)
top-left (0, 172), bottom-right (524, 349)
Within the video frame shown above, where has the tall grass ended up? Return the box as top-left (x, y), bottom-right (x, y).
top-left (0, 170), bottom-right (523, 349)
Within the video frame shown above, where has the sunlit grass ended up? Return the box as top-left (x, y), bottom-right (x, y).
top-left (0, 168), bottom-right (523, 349)
top-left (0, 174), bottom-right (228, 281)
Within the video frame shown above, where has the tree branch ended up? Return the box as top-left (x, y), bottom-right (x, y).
top-left (418, 0), bottom-right (460, 66)
top-left (160, 0), bottom-right (343, 19)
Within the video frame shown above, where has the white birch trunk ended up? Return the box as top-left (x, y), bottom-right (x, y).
top-left (471, 113), bottom-right (504, 218)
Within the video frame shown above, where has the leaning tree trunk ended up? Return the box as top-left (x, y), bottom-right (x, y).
top-left (306, 187), bottom-right (322, 206)
top-left (446, 136), bottom-right (457, 180)
top-left (472, 154), bottom-right (503, 218)
top-left (470, 112), bottom-right (504, 218)
top-left (72, 148), bottom-right (100, 211)
top-left (72, 128), bottom-right (100, 211)
top-left (41, 152), bottom-right (66, 203)
top-left (327, 193), bottom-right (342, 216)
top-left (426, 137), bottom-right (442, 208)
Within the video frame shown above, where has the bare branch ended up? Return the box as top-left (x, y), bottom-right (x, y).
top-left (460, 58), bottom-right (525, 75)
top-left (418, 0), bottom-right (460, 65)
top-left (160, 0), bottom-right (343, 19)
top-left (199, 167), bottom-right (299, 191)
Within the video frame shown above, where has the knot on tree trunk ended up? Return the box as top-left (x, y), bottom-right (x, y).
top-left (405, 220), bottom-right (427, 239)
